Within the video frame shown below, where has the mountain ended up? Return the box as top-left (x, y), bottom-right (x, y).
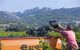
top-left (15, 7), bottom-right (80, 26)
top-left (0, 11), bottom-right (20, 24)
top-left (0, 7), bottom-right (80, 26)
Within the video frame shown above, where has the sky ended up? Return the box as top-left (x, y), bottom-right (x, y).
top-left (0, 0), bottom-right (80, 12)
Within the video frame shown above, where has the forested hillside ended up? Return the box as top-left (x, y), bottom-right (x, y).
top-left (0, 7), bottom-right (80, 26)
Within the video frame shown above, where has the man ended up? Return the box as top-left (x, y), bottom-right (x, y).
top-left (53, 25), bottom-right (78, 50)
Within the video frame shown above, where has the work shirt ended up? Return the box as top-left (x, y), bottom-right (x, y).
top-left (59, 30), bottom-right (78, 49)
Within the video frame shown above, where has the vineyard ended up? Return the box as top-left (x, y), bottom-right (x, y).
top-left (0, 31), bottom-right (80, 42)
top-left (0, 32), bottom-right (28, 37)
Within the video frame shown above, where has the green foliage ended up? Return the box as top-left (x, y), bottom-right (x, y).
top-left (42, 42), bottom-right (51, 50)
top-left (0, 32), bottom-right (28, 37)
top-left (73, 26), bottom-right (80, 32)
top-left (39, 39), bottom-right (51, 50)
top-left (0, 31), bottom-right (79, 42)
top-left (75, 32), bottom-right (80, 42)
top-left (47, 32), bottom-right (62, 37)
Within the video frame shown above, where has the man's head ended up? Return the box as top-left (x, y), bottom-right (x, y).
top-left (66, 25), bottom-right (73, 30)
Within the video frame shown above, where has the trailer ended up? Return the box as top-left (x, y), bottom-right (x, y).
top-left (0, 37), bottom-right (62, 50)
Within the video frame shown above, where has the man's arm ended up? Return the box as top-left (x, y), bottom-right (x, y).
top-left (58, 24), bottom-right (66, 30)
top-left (52, 29), bottom-right (61, 33)
top-left (52, 28), bottom-right (66, 35)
